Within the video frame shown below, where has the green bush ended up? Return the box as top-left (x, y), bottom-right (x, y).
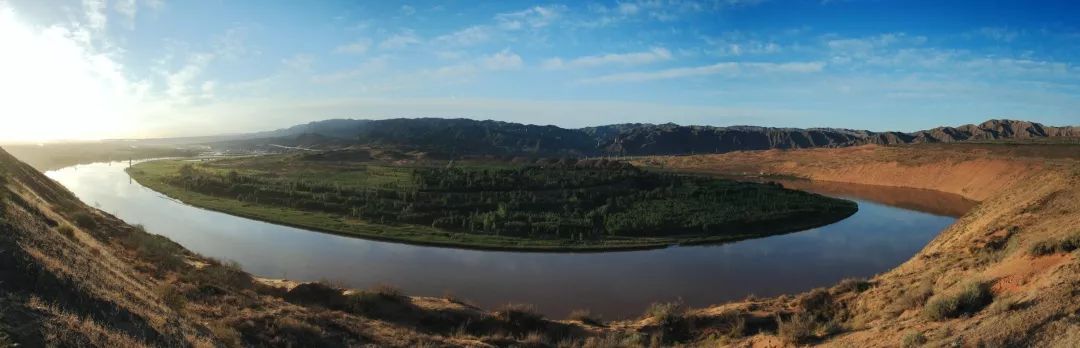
top-left (923, 281), bottom-right (992, 321)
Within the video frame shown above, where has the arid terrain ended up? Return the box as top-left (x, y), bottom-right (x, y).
top-left (632, 143), bottom-right (1080, 346)
top-left (2, 142), bottom-right (1079, 347)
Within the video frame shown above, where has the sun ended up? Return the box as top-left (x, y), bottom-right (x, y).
top-left (0, 5), bottom-right (134, 143)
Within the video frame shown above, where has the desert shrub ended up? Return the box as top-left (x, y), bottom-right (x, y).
top-left (342, 285), bottom-right (412, 317)
top-left (646, 301), bottom-right (685, 327)
top-left (72, 212), bottom-right (97, 229)
top-left (576, 332), bottom-right (648, 348)
top-left (285, 283), bottom-right (346, 308)
top-left (712, 310), bottom-right (746, 339)
top-left (1029, 233), bottom-right (1080, 256)
top-left (645, 301), bottom-right (689, 341)
top-left (892, 281), bottom-right (934, 313)
top-left (56, 224), bottom-right (75, 239)
top-left (156, 284), bottom-right (187, 312)
top-left (569, 309), bottom-right (603, 326)
top-left (522, 331), bottom-right (548, 345)
top-left (835, 278), bottom-right (871, 293)
top-left (495, 303), bottom-right (546, 332)
top-left (370, 284), bottom-right (404, 300)
top-left (923, 281), bottom-right (992, 321)
top-left (987, 296), bottom-right (1020, 315)
top-left (123, 228), bottom-right (185, 271)
top-left (796, 288), bottom-right (841, 321)
top-left (901, 331), bottom-right (927, 347)
top-left (193, 259), bottom-right (252, 289)
top-left (777, 313), bottom-right (815, 344)
top-left (208, 321), bottom-right (243, 348)
top-left (274, 317), bottom-right (323, 344)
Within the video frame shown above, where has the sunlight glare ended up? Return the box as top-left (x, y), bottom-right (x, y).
top-left (0, 5), bottom-right (136, 142)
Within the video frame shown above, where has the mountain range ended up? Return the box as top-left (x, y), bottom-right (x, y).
top-left (216, 118), bottom-right (1079, 156)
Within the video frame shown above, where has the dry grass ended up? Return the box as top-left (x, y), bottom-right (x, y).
top-left (568, 309), bottom-right (604, 326)
top-left (923, 281), bottom-right (992, 321)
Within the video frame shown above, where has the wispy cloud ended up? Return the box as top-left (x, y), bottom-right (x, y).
top-left (164, 53), bottom-right (215, 102)
top-left (82, 0), bottom-right (107, 34)
top-left (968, 27), bottom-right (1020, 42)
top-left (378, 30), bottom-right (421, 50)
top-left (495, 5), bottom-right (566, 30)
top-left (542, 47), bottom-right (673, 69)
top-left (311, 56), bottom-right (390, 83)
top-left (434, 25), bottom-right (494, 46)
top-left (481, 49), bottom-right (523, 70)
top-left (335, 38), bottom-right (373, 54)
top-left (580, 61), bottom-right (825, 83)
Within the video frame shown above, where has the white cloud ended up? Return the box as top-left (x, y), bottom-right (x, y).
top-left (335, 38), bottom-right (373, 54)
top-left (400, 4), bottom-right (416, 16)
top-left (82, 0), bottom-right (107, 34)
top-left (580, 61), bottom-right (825, 83)
top-left (481, 49), bottom-right (523, 70)
top-left (434, 25), bottom-right (493, 46)
top-left (543, 47), bottom-right (673, 69)
top-left (826, 33), bottom-right (926, 54)
top-left (495, 5), bottom-right (566, 30)
top-left (115, 0), bottom-right (137, 25)
top-left (164, 53), bottom-right (215, 102)
top-left (971, 27), bottom-right (1020, 42)
top-left (423, 50), bottom-right (524, 80)
top-left (379, 30), bottom-right (421, 50)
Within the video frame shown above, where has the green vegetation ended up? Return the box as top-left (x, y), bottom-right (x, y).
top-left (128, 156), bottom-right (857, 250)
top-left (923, 281), bottom-right (993, 321)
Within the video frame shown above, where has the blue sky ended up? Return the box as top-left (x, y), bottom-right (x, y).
top-left (1, 0), bottom-right (1078, 141)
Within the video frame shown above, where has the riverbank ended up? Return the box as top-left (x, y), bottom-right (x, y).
top-left (125, 158), bottom-right (857, 252)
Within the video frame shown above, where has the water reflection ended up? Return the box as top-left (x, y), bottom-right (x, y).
top-left (47, 162), bottom-right (966, 319)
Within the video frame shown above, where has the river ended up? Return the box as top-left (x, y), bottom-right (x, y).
top-left (46, 161), bottom-right (974, 319)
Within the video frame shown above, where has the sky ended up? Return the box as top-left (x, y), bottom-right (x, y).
top-left (0, 0), bottom-right (1079, 142)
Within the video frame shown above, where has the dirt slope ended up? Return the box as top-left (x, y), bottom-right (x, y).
top-left (636, 143), bottom-right (1080, 347)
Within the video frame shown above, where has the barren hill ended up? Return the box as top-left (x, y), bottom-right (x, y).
top-left (219, 118), bottom-right (1079, 156)
top-left (635, 143), bottom-right (1080, 346)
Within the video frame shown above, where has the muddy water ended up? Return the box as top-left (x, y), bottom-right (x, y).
top-left (47, 162), bottom-right (973, 319)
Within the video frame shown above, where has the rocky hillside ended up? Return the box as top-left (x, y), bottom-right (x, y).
top-left (222, 118), bottom-right (1079, 156)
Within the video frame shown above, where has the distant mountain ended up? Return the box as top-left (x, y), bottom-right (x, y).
top-left (216, 118), bottom-right (1079, 156)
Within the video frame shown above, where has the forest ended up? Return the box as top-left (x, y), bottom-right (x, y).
top-left (139, 156), bottom-right (857, 244)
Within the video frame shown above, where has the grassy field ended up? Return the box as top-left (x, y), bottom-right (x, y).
top-left (127, 156), bottom-right (856, 251)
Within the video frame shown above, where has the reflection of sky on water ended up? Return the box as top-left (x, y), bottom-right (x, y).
top-left (48, 162), bottom-right (957, 319)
